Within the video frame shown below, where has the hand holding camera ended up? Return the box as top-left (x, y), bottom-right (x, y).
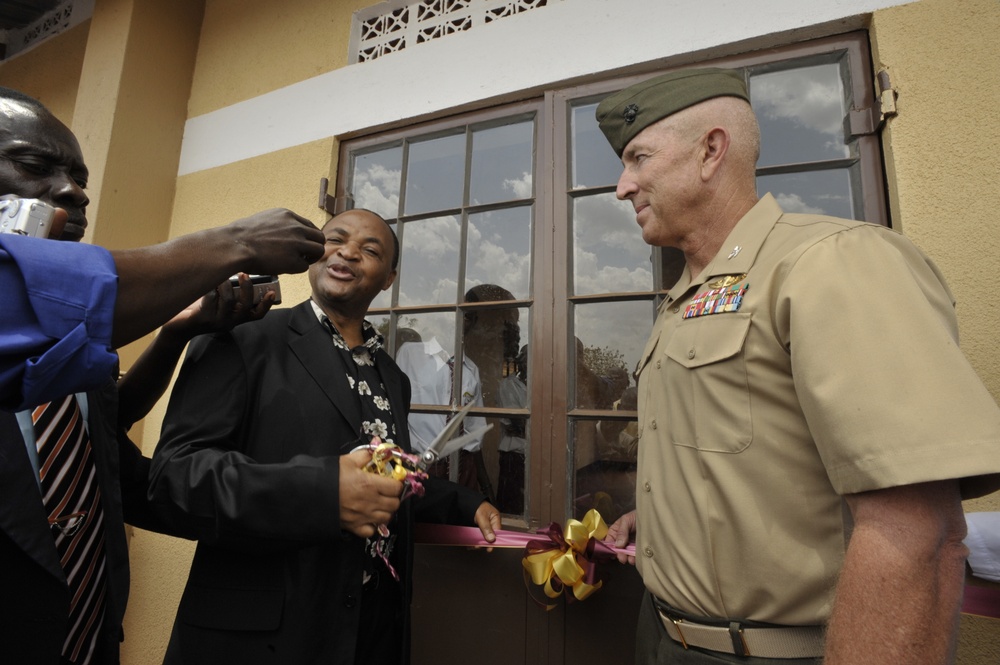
top-left (228, 273), bottom-right (281, 306)
top-left (0, 198), bottom-right (58, 238)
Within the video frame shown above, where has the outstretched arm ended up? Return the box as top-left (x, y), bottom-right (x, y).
top-left (117, 273), bottom-right (275, 428)
top-left (110, 208), bottom-right (324, 347)
top-left (824, 480), bottom-right (968, 665)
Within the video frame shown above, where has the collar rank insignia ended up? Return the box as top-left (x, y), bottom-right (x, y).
top-left (683, 280), bottom-right (749, 319)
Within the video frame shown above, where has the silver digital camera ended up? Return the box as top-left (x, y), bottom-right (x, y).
top-left (0, 198), bottom-right (56, 237)
top-left (229, 274), bottom-right (282, 305)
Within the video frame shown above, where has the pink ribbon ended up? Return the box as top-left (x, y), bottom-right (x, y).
top-left (414, 522), bottom-right (635, 557)
top-left (962, 584), bottom-right (1000, 620)
top-left (416, 519), bottom-right (635, 608)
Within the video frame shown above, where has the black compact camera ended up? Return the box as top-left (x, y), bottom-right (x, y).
top-left (229, 274), bottom-right (282, 305)
top-left (0, 198), bottom-right (56, 237)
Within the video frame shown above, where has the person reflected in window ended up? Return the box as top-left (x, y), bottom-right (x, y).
top-left (395, 335), bottom-right (488, 491)
top-left (496, 344), bottom-right (528, 515)
top-left (461, 284), bottom-right (520, 504)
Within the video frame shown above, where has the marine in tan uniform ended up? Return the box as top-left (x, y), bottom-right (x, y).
top-left (595, 68), bottom-right (1000, 665)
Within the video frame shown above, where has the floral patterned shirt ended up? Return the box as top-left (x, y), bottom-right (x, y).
top-left (310, 300), bottom-right (399, 582)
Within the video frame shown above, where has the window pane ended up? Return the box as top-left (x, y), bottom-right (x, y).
top-left (571, 102), bottom-right (623, 189)
top-left (571, 419), bottom-right (636, 525)
top-left (350, 146), bottom-right (402, 218)
top-left (573, 192), bottom-right (653, 295)
top-left (751, 63), bottom-right (851, 167)
top-left (393, 311), bottom-right (457, 360)
top-left (757, 168), bottom-right (858, 220)
top-left (395, 312), bottom-right (493, 498)
top-left (369, 314), bottom-right (391, 341)
top-left (466, 307), bottom-right (529, 517)
top-left (490, 342), bottom-right (530, 518)
top-left (469, 121), bottom-right (534, 205)
top-left (369, 221), bottom-right (397, 310)
top-left (496, 414), bottom-right (528, 518)
top-left (404, 133), bottom-right (466, 215)
top-left (573, 301), bottom-right (652, 410)
top-left (463, 305), bottom-right (527, 408)
top-left (397, 215), bottom-right (462, 306)
top-left (466, 206), bottom-right (532, 300)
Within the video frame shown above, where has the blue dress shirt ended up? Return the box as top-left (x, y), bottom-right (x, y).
top-left (1, 234), bottom-right (118, 411)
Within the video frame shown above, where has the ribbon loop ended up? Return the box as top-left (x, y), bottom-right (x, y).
top-left (521, 509), bottom-right (616, 609)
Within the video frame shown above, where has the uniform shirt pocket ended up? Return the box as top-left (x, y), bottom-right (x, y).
top-left (662, 313), bottom-right (752, 453)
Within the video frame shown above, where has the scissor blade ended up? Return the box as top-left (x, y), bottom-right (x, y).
top-left (433, 423), bottom-right (493, 460)
top-left (427, 401), bottom-right (476, 456)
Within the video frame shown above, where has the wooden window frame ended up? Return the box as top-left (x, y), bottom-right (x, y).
top-left (333, 30), bottom-right (883, 529)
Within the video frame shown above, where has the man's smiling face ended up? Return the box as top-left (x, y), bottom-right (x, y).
top-left (308, 209), bottom-right (398, 316)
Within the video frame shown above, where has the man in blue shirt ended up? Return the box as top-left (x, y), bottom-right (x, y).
top-left (0, 86), bottom-right (325, 665)
top-left (0, 87), bottom-right (325, 411)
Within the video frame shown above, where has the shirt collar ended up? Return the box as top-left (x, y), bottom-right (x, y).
top-left (667, 193), bottom-right (783, 302)
top-left (309, 299), bottom-right (385, 356)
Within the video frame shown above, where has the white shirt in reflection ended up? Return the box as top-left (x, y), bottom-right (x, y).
top-left (395, 338), bottom-right (486, 453)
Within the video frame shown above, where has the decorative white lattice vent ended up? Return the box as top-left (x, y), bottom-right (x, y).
top-left (0, 0), bottom-right (93, 61)
top-left (352, 0), bottom-right (551, 63)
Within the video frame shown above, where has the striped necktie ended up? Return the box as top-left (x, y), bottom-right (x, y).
top-left (32, 395), bottom-right (108, 665)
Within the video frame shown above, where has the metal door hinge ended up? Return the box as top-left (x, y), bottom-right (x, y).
top-left (846, 68), bottom-right (898, 137)
top-left (876, 68), bottom-right (898, 122)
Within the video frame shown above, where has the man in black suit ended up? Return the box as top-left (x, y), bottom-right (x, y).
top-left (0, 86), bottom-right (325, 665)
top-left (149, 208), bottom-right (501, 665)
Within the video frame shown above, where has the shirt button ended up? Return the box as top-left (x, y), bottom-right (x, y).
top-left (345, 595), bottom-right (357, 608)
top-left (650, 420), bottom-right (657, 430)
top-left (687, 349), bottom-right (696, 359)
top-left (644, 546), bottom-right (654, 558)
top-left (644, 482), bottom-right (651, 492)
top-left (671, 306), bottom-right (679, 314)
top-left (655, 359), bottom-right (661, 369)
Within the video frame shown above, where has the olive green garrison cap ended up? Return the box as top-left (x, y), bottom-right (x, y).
top-left (596, 67), bottom-right (749, 157)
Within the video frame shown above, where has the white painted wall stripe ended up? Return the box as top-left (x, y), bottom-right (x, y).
top-left (178, 0), bottom-right (915, 176)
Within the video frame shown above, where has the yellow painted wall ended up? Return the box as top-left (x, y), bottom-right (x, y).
top-left (870, 2), bottom-right (1000, 662)
top-left (188, 0), bottom-right (373, 116)
top-left (871, 0), bottom-right (1000, 404)
top-left (0, 21), bottom-right (89, 124)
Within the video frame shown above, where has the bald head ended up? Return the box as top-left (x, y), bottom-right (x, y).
top-left (0, 86), bottom-right (91, 240)
top-left (656, 95), bottom-right (761, 184)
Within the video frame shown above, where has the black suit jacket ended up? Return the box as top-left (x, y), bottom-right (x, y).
top-left (149, 300), bottom-right (485, 665)
top-left (0, 378), bottom-right (161, 665)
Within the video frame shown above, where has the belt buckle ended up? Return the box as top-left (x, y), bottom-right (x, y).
top-left (671, 617), bottom-right (689, 649)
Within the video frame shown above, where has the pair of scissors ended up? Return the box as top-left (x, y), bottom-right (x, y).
top-left (359, 403), bottom-right (494, 535)
top-left (416, 401), bottom-right (493, 472)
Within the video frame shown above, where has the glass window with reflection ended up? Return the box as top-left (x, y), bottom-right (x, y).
top-left (344, 113), bottom-right (537, 520)
top-left (336, 33), bottom-right (883, 528)
top-left (567, 98), bottom-right (654, 524)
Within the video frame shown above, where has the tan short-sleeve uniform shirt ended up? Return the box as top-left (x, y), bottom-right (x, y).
top-left (635, 194), bottom-right (1000, 625)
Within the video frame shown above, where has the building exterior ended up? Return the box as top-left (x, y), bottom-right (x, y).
top-left (2, 0), bottom-right (998, 663)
